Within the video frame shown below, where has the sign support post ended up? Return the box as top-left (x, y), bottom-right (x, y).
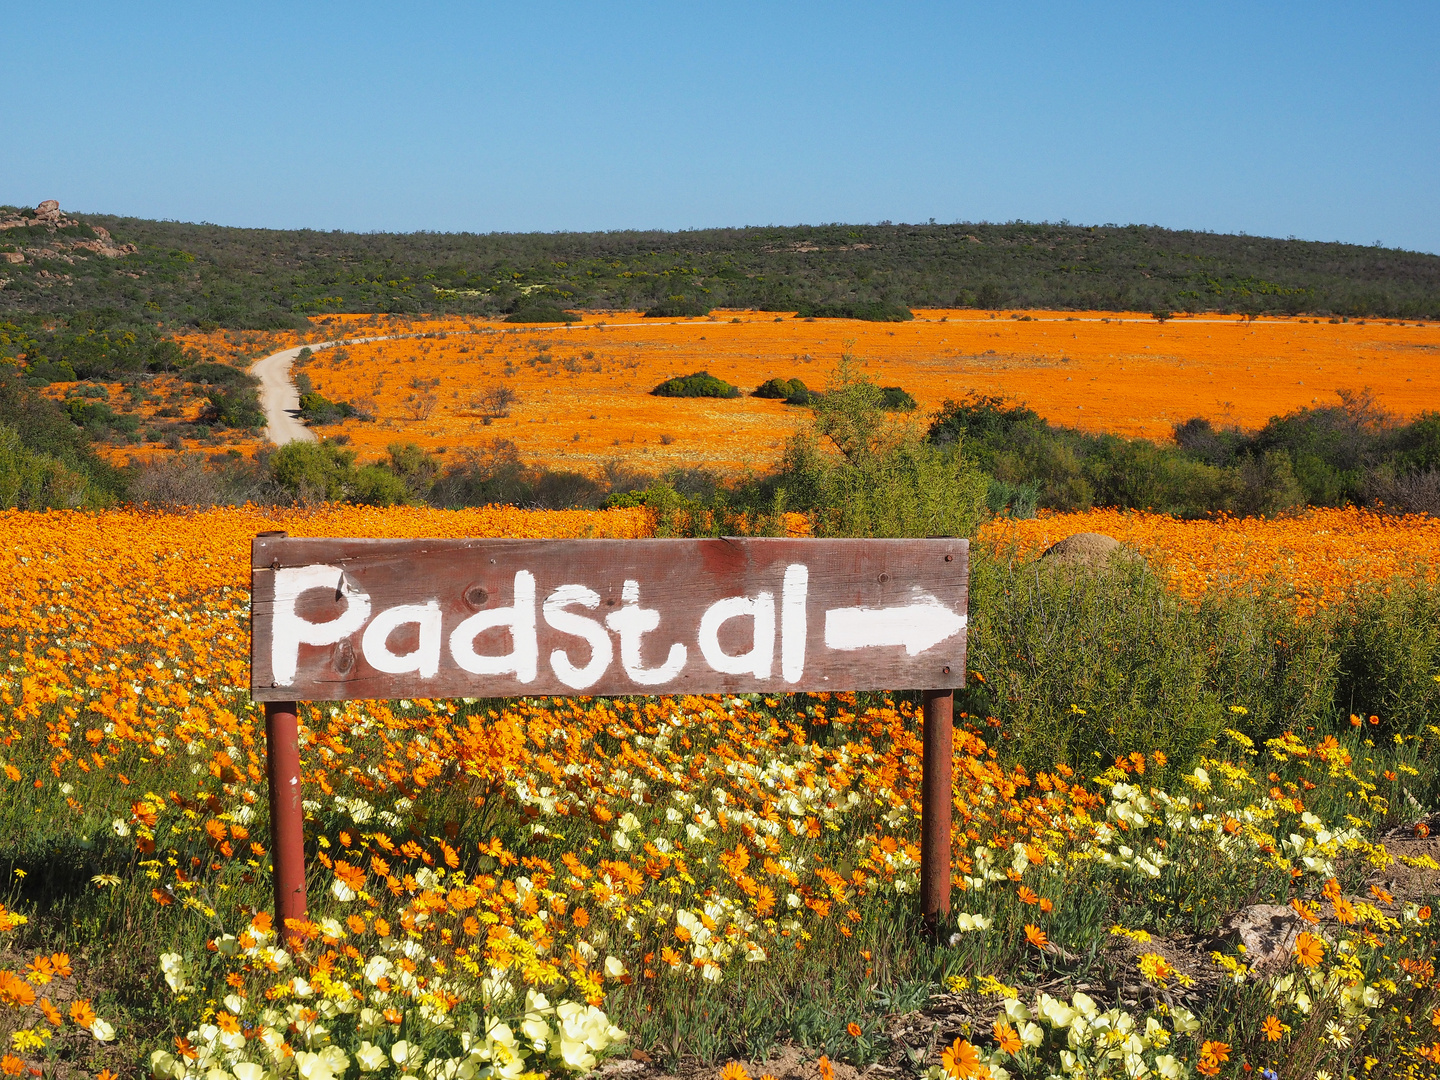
top-left (264, 700), bottom-right (309, 932)
top-left (919, 688), bottom-right (953, 929)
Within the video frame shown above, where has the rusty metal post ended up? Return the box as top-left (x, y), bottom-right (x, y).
top-left (920, 688), bottom-right (954, 928)
top-left (264, 700), bottom-right (308, 932)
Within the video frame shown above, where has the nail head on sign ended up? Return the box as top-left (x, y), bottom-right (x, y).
top-left (943, 666), bottom-right (951, 674)
top-left (464, 585), bottom-right (489, 609)
top-left (945, 554), bottom-right (954, 562)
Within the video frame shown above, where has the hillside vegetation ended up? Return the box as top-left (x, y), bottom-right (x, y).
top-left (2, 203), bottom-right (1438, 336)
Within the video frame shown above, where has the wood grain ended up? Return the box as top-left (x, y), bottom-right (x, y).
top-left (251, 536), bottom-right (967, 701)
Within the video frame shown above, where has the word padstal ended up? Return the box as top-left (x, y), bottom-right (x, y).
top-left (271, 563), bottom-right (967, 691)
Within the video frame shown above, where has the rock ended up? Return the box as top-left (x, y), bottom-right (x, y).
top-left (1039, 532), bottom-right (1138, 567)
top-left (1221, 904), bottom-right (1304, 973)
top-left (34, 200), bottom-right (61, 221)
top-left (2, 252), bottom-right (23, 265)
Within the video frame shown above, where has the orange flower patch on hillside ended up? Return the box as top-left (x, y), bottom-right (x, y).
top-left (981, 506), bottom-right (1440, 615)
top-left (285, 310), bottom-right (1439, 475)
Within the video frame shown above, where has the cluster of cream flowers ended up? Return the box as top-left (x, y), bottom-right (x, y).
top-left (148, 941), bottom-right (624, 1080)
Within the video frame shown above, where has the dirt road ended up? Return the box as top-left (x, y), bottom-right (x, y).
top-left (249, 345), bottom-right (321, 446)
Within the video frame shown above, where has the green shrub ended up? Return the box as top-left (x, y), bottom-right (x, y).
top-left (351, 464), bottom-right (409, 507)
top-left (878, 386), bottom-right (916, 411)
top-left (270, 441), bottom-right (360, 502)
top-left (0, 423), bottom-right (90, 509)
top-left (22, 359), bottom-right (77, 384)
top-left (504, 304), bottom-right (580, 324)
top-left (766, 359), bottom-right (987, 538)
top-left (964, 555), bottom-right (1229, 770)
top-left (651, 371), bottom-right (740, 399)
top-left (753, 377), bottom-right (810, 400)
top-left (794, 301), bottom-right (913, 322)
top-left (1333, 576), bottom-right (1440, 737)
top-left (644, 296), bottom-right (712, 318)
top-left (181, 363), bottom-right (253, 388)
top-left (298, 391), bottom-right (355, 424)
top-left (206, 385), bottom-right (265, 428)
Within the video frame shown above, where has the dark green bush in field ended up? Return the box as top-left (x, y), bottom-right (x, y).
top-left (644, 295), bottom-right (712, 317)
top-left (297, 390), bottom-right (355, 424)
top-left (753, 376), bottom-right (810, 400)
top-left (761, 360), bottom-right (987, 538)
top-left (504, 303), bottom-right (580, 324)
top-left (795, 300), bottom-right (914, 322)
top-left (20, 359), bottom-right (77, 384)
top-left (651, 371), bottom-right (741, 398)
top-left (959, 549), bottom-right (1440, 779)
top-left (878, 386), bottom-right (917, 411)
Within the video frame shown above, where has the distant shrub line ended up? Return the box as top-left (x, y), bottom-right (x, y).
top-left (931, 390), bottom-right (1440, 518)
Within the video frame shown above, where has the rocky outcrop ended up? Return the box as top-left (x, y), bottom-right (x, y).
top-left (0, 202), bottom-right (136, 258)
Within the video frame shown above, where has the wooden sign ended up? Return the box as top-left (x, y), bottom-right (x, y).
top-left (250, 535), bottom-right (969, 702)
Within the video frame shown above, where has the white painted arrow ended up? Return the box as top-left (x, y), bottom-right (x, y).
top-left (823, 593), bottom-right (967, 657)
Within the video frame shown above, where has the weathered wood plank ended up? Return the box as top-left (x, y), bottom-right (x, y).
top-left (250, 536), bottom-right (968, 701)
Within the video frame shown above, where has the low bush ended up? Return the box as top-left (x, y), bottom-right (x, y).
top-left (794, 300), bottom-right (914, 321)
top-left (504, 303), bottom-right (580, 324)
top-left (0, 423), bottom-right (91, 509)
top-left (203, 385), bottom-right (265, 429)
top-left (878, 385), bottom-right (916, 411)
top-left (650, 371), bottom-right (741, 398)
top-left (753, 376), bottom-right (809, 400)
top-left (297, 390), bottom-right (356, 424)
top-left (960, 554), bottom-right (1342, 770)
top-left (644, 295), bottom-right (712, 317)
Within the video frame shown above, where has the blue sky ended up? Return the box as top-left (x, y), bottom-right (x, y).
top-left (2, 2), bottom-right (1436, 251)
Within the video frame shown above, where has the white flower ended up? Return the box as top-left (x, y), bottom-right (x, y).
top-left (233, 1064), bottom-right (268, 1080)
top-left (111, 818), bottom-right (131, 837)
top-left (1155, 1055), bottom-right (1182, 1079)
top-left (89, 1018), bottom-right (116, 1042)
top-left (392, 1041), bottom-right (425, 1068)
top-left (521, 1015), bottom-right (552, 1049)
top-left (1169, 1007), bottom-right (1200, 1034)
top-left (1037, 994), bottom-right (1075, 1029)
top-left (604, 956), bottom-right (626, 978)
top-left (159, 952), bottom-right (192, 994)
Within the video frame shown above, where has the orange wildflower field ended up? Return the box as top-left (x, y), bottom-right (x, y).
top-left (265, 310), bottom-right (1440, 474)
top-left (983, 506), bottom-right (1440, 615)
top-left (2, 504), bottom-right (1439, 1077)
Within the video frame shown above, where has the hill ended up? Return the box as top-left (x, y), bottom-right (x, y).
top-left (2, 202), bottom-right (1438, 337)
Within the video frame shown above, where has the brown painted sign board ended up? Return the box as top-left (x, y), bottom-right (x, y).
top-left (250, 535), bottom-right (968, 702)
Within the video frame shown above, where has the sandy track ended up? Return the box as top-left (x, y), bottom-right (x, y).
top-left (249, 345), bottom-right (322, 446)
